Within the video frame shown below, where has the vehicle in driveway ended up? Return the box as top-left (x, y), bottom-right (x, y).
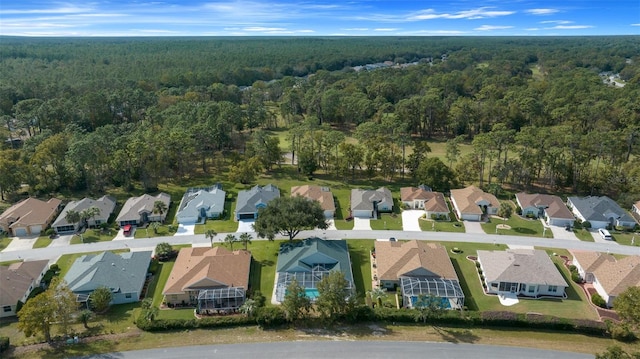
top-left (123, 224), bottom-right (133, 236)
top-left (598, 228), bottom-right (612, 240)
top-left (389, 237), bottom-right (396, 242)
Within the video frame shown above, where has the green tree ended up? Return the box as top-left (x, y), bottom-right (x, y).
top-left (153, 200), bottom-right (168, 220)
top-left (149, 221), bottom-right (161, 235)
top-left (415, 157), bottom-right (458, 192)
top-left (205, 229), bottom-right (217, 247)
top-left (224, 234), bottom-right (237, 251)
top-left (65, 209), bottom-right (82, 238)
top-left (595, 346), bottom-right (640, 359)
top-left (297, 148), bottom-right (318, 176)
top-left (89, 286), bottom-right (113, 313)
top-left (315, 270), bottom-right (353, 320)
top-left (281, 279), bottom-right (311, 322)
top-left (497, 202), bottom-right (513, 221)
top-left (254, 196), bottom-right (328, 241)
top-left (155, 242), bottom-right (174, 261)
top-left (413, 294), bottom-right (445, 324)
top-left (367, 287), bottom-right (386, 308)
top-left (239, 232), bottom-right (252, 250)
top-left (78, 309), bottom-right (93, 329)
top-left (239, 298), bottom-right (257, 318)
top-left (614, 286), bottom-right (640, 329)
top-left (228, 157), bottom-right (262, 184)
top-left (406, 140), bottom-right (432, 179)
top-left (445, 135), bottom-right (464, 169)
top-left (0, 149), bottom-right (23, 201)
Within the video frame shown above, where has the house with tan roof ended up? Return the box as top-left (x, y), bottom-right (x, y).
top-left (52, 196), bottom-right (117, 233)
top-left (477, 249), bottom-right (567, 297)
top-left (631, 200), bottom-right (640, 223)
top-left (0, 197), bottom-right (62, 237)
top-left (350, 187), bottom-right (393, 218)
top-left (374, 240), bottom-right (464, 309)
top-left (163, 246), bottom-right (251, 312)
top-left (571, 251), bottom-right (640, 308)
top-left (291, 185), bottom-right (335, 219)
top-left (401, 186), bottom-right (449, 220)
top-left (515, 192), bottom-right (575, 227)
top-left (0, 260), bottom-right (49, 318)
top-left (450, 186), bottom-right (499, 221)
top-left (115, 193), bottom-right (171, 227)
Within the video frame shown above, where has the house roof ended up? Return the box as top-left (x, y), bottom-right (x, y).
top-left (450, 186), bottom-right (499, 215)
top-left (291, 185), bottom-right (335, 212)
top-left (515, 193), bottom-right (574, 220)
top-left (63, 251), bottom-right (152, 295)
top-left (116, 193), bottom-right (171, 223)
top-left (0, 260), bottom-right (49, 307)
top-left (350, 187), bottom-right (392, 211)
top-left (0, 197), bottom-right (62, 229)
top-left (571, 251), bottom-right (640, 297)
top-left (634, 201), bottom-right (640, 211)
top-left (52, 196), bottom-right (117, 227)
top-left (568, 196), bottom-right (636, 224)
top-left (374, 240), bottom-right (458, 282)
top-left (176, 186), bottom-right (226, 220)
top-left (401, 187), bottom-right (449, 213)
top-left (163, 246), bottom-right (251, 295)
top-left (235, 184), bottom-right (280, 214)
top-left (277, 237), bottom-right (353, 284)
top-left (477, 249), bottom-right (567, 287)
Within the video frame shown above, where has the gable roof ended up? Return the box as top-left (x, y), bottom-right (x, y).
top-left (351, 187), bottom-right (392, 211)
top-left (401, 187), bottom-right (449, 212)
top-left (375, 241), bottom-right (458, 281)
top-left (52, 196), bottom-right (117, 227)
top-left (235, 184), bottom-right (280, 214)
top-left (450, 186), bottom-right (499, 215)
top-left (116, 193), bottom-right (171, 223)
top-left (515, 193), bottom-right (574, 220)
top-left (571, 251), bottom-right (640, 297)
top-left (0, 197), bottom-right (61, 229)
top-left (0, 260), bottom-right (49, 307)
top-left (291, 185), bottom-right (335, 212)
top-left (568, 196), bottom-right (636, 224)
top-left (277, 238), bottom-right (353, 284)
top-left (176, 185), bottom-right (226, 219)
top-left (63, 251), bottom-right (151, 295)
top-left (477, 249), bottom-right (567, 287)
top-left (163, 246), bottom-right (251, 295)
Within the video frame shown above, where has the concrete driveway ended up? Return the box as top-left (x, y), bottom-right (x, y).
top-left (325, 219), bottom-right (337, 230)
top-left (175, 223), bottom-right (195, 236)
top-left (113, 227), bottom-right (136, 240)
top-left (547, 224), bottom-right (579, 241)
top-left (353, 217), bottom-right (371, 230)
top-left (464, 221), bottom-right (485, 234)
top-left (589, 229), bottom-right (619, 245)
top-left (49, 234), bottom-right (74, 247)
top-left (236, 219), bottom-right (255, 233)
top-left (402, 210), bottom-right (423, 232)
top-left (3, 236), bottom-right (36, 251)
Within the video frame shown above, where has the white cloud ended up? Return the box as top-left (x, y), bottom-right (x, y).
top-left (374, 28), bottom-right (398, 31)
top-left (402, 29), bottom-right (468, 35)
top-left (475, 25), bottom-right (513, 31)
top-left (343, 28), bottom-right (369, 31)
top-left (632, 23), bottom-right (640, 26)
top-left (243, 26), bottom-right (288, 32)
top-left (526, 8), bottom-right (559, 15)
top-left (525, 28), bottom-right (540, 31)
top-left (548, 25), bottom-right (593, 29)
top-left (540, 20), bottom-right (572, 24)
top-left (409, 7), bottom-right (515, 21)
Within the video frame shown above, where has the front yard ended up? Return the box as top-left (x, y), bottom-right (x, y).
top-left (481, 215), bottom-right (549, 237)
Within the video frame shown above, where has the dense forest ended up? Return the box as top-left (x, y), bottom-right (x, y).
top-left (0, 36), bottom-right (639, 206)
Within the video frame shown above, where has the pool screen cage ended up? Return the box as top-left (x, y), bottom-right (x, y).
top-left (275, 265), bottom-right (353, 303)
top-left (400, 277), bottom-right (465, 309)
top-left (196, 287), bottom-right (246, 312)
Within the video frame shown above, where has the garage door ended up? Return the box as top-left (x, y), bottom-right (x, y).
top-left (30, 225), bottom-right (43, 235)
top-left (238, 213), bottom-right (255, 220)
top-left (14, 228), bottom-right (27, 236)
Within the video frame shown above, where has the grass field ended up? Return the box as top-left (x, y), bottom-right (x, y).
top-left (32, 236), bottom-right (52, 248)
top-left (574, 229), bottom-right (595, 242)
top-left (482, 213), bottom-right (549, 237)
top-left (70, 230), bottom-right (118, 244)
top-left (0, 236), bottom-right (13, 250)
top-left (347, 239), bottom-right (375, 299)
top-left (611, 231), bottom-right (640, 246)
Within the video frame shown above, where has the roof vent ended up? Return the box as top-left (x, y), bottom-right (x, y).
top-left (111, 263), bottom-right (115, 266)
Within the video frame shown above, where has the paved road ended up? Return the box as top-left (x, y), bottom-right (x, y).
top-left (77, 341), bottom-right (593, 359)
top-left (2, 228), bottom-right (639, 262)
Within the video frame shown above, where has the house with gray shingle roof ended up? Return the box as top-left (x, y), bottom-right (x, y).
top-left (176, 185), bottom-right (226, 224)
top-left (0, 260), bottom-right (49, 318)
top-left (234, 184), bottom-right (280, 220)
top-left (567, 196), bottom-right (637, 229)
top-left (52, 196), bottom-right (116, 233)
top-left (515, 193), bottom-right (575, 227)
top-left (274, 238), bottom-right (354, 303)
top-left (116, 193), bottom-right (171, 227)
top-left (63, 251), bottom-right (152, 305)
top-left (477, 249), bottom-right (567, 297)
top-left (350, 187), bottom-right (393, 218)
top-left (570, 251), bottom-right (640, 308)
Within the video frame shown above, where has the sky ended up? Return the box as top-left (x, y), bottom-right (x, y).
top-left (1, 0), bottom-right (639, 37)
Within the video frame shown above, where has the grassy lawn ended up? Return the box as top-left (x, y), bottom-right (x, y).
top-left (482, 214), bottom-right (548, 237)
top-left (32, 236), bottom-right (52, 248)
top-left (610, 231), bottom-right (640, 246)
top-left (0, 236), bottom-right (12, 250)
top-left (70, 230), bottom-right (117, 244)
top-left (133, 225), bottom-right (173, 239)
top-left (157, 308), bottom-right (195, 320)
top-left (370, 213), bottom-right (402, 230)
top-left (574, 229), bottom-right (595, 242)
top-left (347, 239), bottom-right (374, 300)
top-left (149, 260), bottom-right (176, 307)
top-left (246, 240), bottom-right (280, 301)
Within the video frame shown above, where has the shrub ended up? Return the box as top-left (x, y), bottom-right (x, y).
top-left (591, 293), bottom-right (607, 308)
top-left (254, 306), bottom-right (286, 328)
top-left (45, 228), bottom-right (55, 236)
top-left (515, 206), bottom-right (522, 215)
top-left (582, 221), bottom-right (592, 229)
top-left (250, 290), bottom-right (266, 307)
top-left (573, 221), bottom-right (583, 230)
top-left (571, 272), bottom-right (582, 284)
top-left (609, 324), bottom-right (637, 343)
top-left (0, 337), bottom-right (9, 353)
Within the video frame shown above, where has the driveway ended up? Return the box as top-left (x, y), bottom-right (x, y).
top-left (589, 229), bottom-right (619, 245)
top-left (174, 223), bottom-right (195, 236)
top-left (2, 236), bottom-right (36, 251)
top-left (547, 223), bottom-right (579, 241)
top-left (49, 234), bottom-right (74, 247)
top-left (353, 217), bottom-right (371, 230)
top-left (401, 210), bottom-right (423, 232)
top-left (113, 227), bottom-right (136, 241)
top-left (236, 219), bottom-right (255, 233)
top-left (464, 221), bottom-right (485, 234)
top-left (325, 219), bottom-right (337, 230)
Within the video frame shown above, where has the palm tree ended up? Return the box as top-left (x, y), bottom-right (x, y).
top-left (239, 298), bottom-right (256, 317)
top-left (153, 200), bottom-right (168, 222)
top-left (239, 232), bottom-right (252, 251)
top-left (367, 287), bottom-right (387, 308)
top-left (149, 221), bottom-right (161, 235)
top-left (65, 210), bottom-right (82, 241)
top-left (79, 309), bottom-right (93, 329)
top-left (205, 229), bottom-right (217, 247)
top-left (224, 234), bottom-right (237, 251)
top-left (86, 206), bottom-right (101, 228)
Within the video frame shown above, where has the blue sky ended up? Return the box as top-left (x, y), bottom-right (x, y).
top-left (1, 1), bottom-right (639, 36)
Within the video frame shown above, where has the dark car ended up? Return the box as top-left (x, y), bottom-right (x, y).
top-left (389, 237), bottom-right (396, 242)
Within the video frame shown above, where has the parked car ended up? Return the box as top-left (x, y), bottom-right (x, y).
top-left (123, 224), bottom-right (133, 236)
top-left (389, 237), bottom-right (396, 242)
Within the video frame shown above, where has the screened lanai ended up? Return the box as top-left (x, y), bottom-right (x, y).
top-left (196, 287), bottom-right (246, 314)
top-left (400, 277), bottom-right (465, 310)
top-left (275, 265), bottom-right (354, 303)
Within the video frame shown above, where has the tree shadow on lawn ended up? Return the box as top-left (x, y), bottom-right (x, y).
top-left (97, 303), bottom-right (139, 324)
top-left (433, 326), bottom-right (480, 344)
top-left (347, 244), bottom-right (371, 300)
top-left (450, 258), bottom-right (479, 311)
top-left (512, 227), bottom-right (536, 235)
top-left (296, 322), bottom-right (394, 339)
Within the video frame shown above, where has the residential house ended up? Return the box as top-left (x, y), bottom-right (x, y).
top-left (567, 196), bottom-right (637, 229)
top-left (234, 184), bottom-right (280, 220)
top-left (116, 193), bottom-right (171, 227)
top-left (515, 193), bottom-right (575, 227)
top-left (350, 187), bottom-right (393, 218)
top-left (162, 246), bottom-right (251, 312)
top-left (477, 249), bottom-right (567, 297)
top-left (291, 185), bottom-right (336, 219)
top-left (450, 186), bottom-right (499, 221)
top-left (0, 197), bottom-right (62, 236)
top-left (52, 196), bottom-right (117, 234)
top-left (63, 251), bottom-right (152, 305)
top-left (631, 200), bottom-right (640, 223)
top-left (400, 186), bottom-right (449, 220)
top-left (0, 260), bottom-right (49, 317)
top-left (374, 240), bottom-right (463, 309)
top-left (571, 251), bottom-right (640, 308)
top-left (176, 185), bottom-right (226, 224)
top-left (274, 238), bottom-right (354, 303)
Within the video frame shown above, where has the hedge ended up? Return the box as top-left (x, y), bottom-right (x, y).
top-left (0, 337), bottom-right (9, 353)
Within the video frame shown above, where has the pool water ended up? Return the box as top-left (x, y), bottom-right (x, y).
top-left (305, 288), bottom-right (320, 299)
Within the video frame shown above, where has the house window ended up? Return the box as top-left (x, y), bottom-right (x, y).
top-left (528, 285), bottom-right (536, 293)
top-left (548, 285), bottom-right (558, 293)
top-left (125, 293), bottom-right (132, 299)
top-left (490, 283), bottom-right (498, 289)
top-left (3, 306), bottom-right (12, 312)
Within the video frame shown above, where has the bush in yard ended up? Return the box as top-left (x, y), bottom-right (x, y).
top-left (0, 336), bottom-right (9, 353)
top-left (608, 323), bottom-right (637, 343)
top-left (582, 221), bottom-right (592, 229)
top-left (591, 293), bottom-right (607, 308)
top-left (254, 306), bottom-right (286, 328)
top-left (571, 271), bottom-right (582, 283)
top-left (250, 290), bottom-right (266, 307)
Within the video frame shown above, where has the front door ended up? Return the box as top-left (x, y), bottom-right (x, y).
top-left (510, 283), bottom-right (518, 293)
